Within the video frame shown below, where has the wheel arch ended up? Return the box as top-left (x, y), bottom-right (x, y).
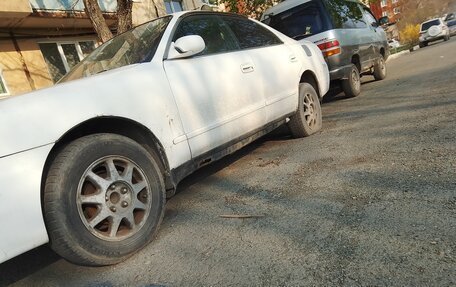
top-left (40, 117), bottom-right (174, 206)
top-left (380, 47), bottom-right (386, 58)
top-left (300, 70), bottom-right (321, 98)
top-left (351, 54), bottom-right (361, 72)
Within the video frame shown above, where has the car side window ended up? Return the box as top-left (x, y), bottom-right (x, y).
top-left (363, 8), bottom-right (378, 27)
top-left (222, 16), bottom-right (282, 50)
top-left (172, 15), bottom-right (239, 56)
top-left (326, 1), bottom-right (366, 29)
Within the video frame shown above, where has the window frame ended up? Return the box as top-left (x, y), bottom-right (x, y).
top-left (165, 13), bottom-right (284, 60)
top-left (381, 0), bottom-right (387, 7)
top-left (38, 39), bottom-right (97, 82)
top-left (0, 69), bottom-right (10, 98)
top-left (164, 0), bottom-right (183, 14)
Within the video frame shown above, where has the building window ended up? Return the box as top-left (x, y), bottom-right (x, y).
top-left (39, 41), bottom-right (96, 83)
top-left (382, 11), bottom-right (389, 17)
top-left (381, 0), bottom-right (387, 7)
top-left (164, 0), bottom-right (183, 14)
top-left (392, 0), bottom-right (398, 3)
top-left (0, 70), bottom-right (9, 97)
top-left (393, 7), bottom-right (400, 14)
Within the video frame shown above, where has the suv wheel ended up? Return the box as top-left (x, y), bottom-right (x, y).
top-left (341, 64), bottom-right (361, 98)
top-left (373, 56), bottom-right (387, 81)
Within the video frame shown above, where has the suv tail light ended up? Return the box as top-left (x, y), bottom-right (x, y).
top-left (317, 40), bottom-right (341, 57)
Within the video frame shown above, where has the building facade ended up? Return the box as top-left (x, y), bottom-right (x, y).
top-left (362, 0), bottom-right (401, 40)
top-left (0, 0), bottom-right (203, 98)
top-left (370, 0), bottom-right (401, 23)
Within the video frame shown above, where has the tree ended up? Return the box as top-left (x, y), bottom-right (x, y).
top-left (397, 0), bottom-right (453, 29)
top-left (214, 0), bottom-right (281, 19)
top-left (83, 0), bottom-right (133, 43)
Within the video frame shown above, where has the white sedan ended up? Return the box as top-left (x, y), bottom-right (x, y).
top-left (0, 11), bottom-right (329, 266)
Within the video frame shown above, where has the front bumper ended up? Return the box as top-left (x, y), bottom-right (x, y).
top-left (0, 144), bottom-right (53, 263)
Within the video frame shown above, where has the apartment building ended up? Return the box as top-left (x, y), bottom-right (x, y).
top-left (0, 0), bottom-right (202, 98)
top-left (370, 0), bottom-right (402, 23)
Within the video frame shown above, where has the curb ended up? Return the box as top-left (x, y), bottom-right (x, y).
top-left (387, 50), bottom-right (410, 62)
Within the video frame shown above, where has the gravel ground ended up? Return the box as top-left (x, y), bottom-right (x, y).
top-left (1, 38), bottom-right (455, 287)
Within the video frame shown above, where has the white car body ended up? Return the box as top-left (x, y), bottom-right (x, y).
top-left (388, 39), bottom-right (401, 49)
top-left (0, 11), bottom-right (329, 263)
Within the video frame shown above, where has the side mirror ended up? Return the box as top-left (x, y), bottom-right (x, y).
top-left (378, 16), bottom-right (389, 26)
top-left (167, 35), bottom-right (205, 60)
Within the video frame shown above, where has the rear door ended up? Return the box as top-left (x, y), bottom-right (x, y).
top-left (222, 15), bottom-right (301, 122)
top-left (163, 14), bottom-right (266, 157)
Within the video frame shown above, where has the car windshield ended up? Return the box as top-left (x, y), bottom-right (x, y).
top-left (60, 16), bottom-right (172, 83)
top-left (421, 19), bottom-right (440, 31)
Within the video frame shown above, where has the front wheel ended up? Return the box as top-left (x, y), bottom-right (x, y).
top-left (373, 56), bottom-right (387, 81)
top-left (341, 64), bottom-right (361, 98)
top-left (288, 83), bottom-right (322, 138)
top-left (44, 134), bottom-right (165, 266)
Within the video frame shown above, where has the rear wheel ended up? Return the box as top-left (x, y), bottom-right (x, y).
top-left (341, 64), bottom-right (361, 98)
top-left (288, 83), bottom-right (322, 138)
top-left (44, 134), bottom-right (165, 266)
top-left (373, 55), bottom-right (387, 81)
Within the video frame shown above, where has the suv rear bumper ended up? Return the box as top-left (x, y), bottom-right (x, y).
top-left (329, 64), bottom-right (352, 80)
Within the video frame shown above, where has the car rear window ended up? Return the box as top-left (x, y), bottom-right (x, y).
top-left (421, 19), bottom-right (440, 31)
top-left (262, 0), bottom-right (330, 40)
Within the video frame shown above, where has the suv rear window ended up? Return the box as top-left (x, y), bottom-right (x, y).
top-left (262, 0), bottom-right (330, 40)
top-left (421, 19), bottom-right (440, 31)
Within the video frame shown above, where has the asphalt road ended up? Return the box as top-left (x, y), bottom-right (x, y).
top-left (1, 38), bottom-right (455, 286)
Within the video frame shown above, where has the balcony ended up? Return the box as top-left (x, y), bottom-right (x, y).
top-left (29, 0), bottom-right (117, 13)
top-left (0, 0), bottom-right (32, 18)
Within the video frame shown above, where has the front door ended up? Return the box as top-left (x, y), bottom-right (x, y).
top-left (163, 14), bottom-right (266, 157)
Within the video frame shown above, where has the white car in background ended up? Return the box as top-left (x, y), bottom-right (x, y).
top-left (0, 11), bottom-right (329, 265)
top-left (388, 39), bottom-right (401, 49)
top-left (419, 18), bottom-right (451, 48)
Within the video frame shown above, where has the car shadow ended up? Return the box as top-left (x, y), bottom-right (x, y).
top-left (0, 245), bottom-right (60, 286)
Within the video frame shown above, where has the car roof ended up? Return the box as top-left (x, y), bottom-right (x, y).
top-left (261, 0), bottom-right (363, 20)
top-left (173, 10), bottom-right (247, 18)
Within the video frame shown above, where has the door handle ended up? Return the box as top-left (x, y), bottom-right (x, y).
top-left (241, 63), bottom-right (254, 73)
top-left (289, 54), bottom-right (298, 62)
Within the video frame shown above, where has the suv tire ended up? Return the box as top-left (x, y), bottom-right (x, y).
top-left (373, 56), bottom-right (387, 81)
top-left (341, 64), bottom-right (361, 98)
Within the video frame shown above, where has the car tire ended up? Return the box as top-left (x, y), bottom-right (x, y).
top-left (341, 64), bottom-right (361, 98)
top-left (288, 83), bottom-right (322, 138)
top-left (373, 56), bottom-right (387, 81)
top-left (43, 134), bottom-right (165, 266)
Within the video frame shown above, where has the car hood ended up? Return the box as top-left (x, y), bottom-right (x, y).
top-left (0, 63), bottom-right (151, 158)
